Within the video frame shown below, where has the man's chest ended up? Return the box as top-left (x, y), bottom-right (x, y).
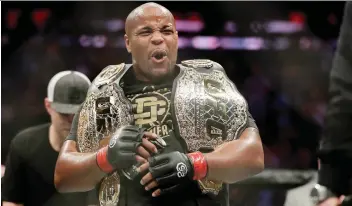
top-left (126, 85), bottom-right (173, 138)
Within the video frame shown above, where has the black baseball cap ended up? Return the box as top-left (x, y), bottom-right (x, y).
top-left (47, 71), bottom-right (91, 114)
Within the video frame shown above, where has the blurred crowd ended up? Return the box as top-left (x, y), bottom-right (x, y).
top-left (2, 33), bottom-right (329, 169)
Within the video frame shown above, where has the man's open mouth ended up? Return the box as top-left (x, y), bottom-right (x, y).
top-left (151, 49), bottom-right (167, 61)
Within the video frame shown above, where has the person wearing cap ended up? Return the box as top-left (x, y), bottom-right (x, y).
top-left (2, 71), bottom-right (91, 206)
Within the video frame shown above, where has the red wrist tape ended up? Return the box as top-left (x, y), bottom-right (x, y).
top-left (96, 146), bottom-right (114, 173)
top-left (187, 151), bottom-right (208, 180)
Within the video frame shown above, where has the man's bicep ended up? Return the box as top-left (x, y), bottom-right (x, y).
top-left (2, 142), bottom-right (25, 203)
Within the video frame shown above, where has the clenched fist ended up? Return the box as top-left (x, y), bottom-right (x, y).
top-left (96, 125), bottom-right (159, 173)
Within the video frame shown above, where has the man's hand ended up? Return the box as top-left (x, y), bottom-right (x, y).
top-left (318, 196), bottom-right (345, 206)
top-left (96, 125), bottom-right (158, 173)
top-left (139, 151), bottom-right (208, 197)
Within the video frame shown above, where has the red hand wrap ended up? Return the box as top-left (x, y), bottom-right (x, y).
top-left (187, 151), bottom-right (208, 180)
top-left (96, 146), bottom-right (114, 173)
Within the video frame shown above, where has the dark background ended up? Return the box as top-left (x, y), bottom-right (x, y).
top-left (1, 2), bottom-right (347, 205)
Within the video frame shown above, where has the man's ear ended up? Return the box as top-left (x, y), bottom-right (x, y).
top-left (44, 98), bottom-right (52, 115)
top-left (124, 34), bottom-right (131, 53)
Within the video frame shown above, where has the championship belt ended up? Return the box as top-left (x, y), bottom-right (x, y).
top-left (77, 63), bottom-right (134, 206)
top-left (173, 59), bottom-right (248, 195)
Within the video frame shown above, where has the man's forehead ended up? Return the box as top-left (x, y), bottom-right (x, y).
top-left (133, 7), bottom-right (172, 23)
top-left (131, 13), bottom-right (173, 29)
top-left (134, 17), bottom-right (173, 28)
top-left (126, 3), bottom-right (175, 34)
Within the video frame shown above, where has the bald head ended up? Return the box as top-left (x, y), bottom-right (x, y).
top-left (123, 2), bottom-right (178, 83)
top-left (125, 2), bottom-right (174, 35)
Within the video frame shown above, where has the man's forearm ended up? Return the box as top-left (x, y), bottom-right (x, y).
top-left (3, 202), bottom-right (23, 206)
top-left (204, 127), bottom-right (264, 183)
top-left (54, 146), bottom-right (105, 193)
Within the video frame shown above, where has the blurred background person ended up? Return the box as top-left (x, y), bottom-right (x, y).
top-left (312, 2), bottom-right (352, 206)
top-left (2, 71), bottom-right (91, 206)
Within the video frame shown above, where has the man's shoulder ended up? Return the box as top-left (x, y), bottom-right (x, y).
top-left (12, 123), bottom-right (50, 151)
top-left (90, 63), bottom-right (129, 88)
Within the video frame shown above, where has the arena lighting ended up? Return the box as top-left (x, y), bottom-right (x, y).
top-left (176, 20), bottom-right (204, 32)
top-left (264, 20), bottom-right (304, 34)
top-left (5, 9), bottom-right (309, 35)
top-left (31, 9), bottom-right (51, 30)
top-left (79, 35), bottom-right (107, 48)
top-left (6, 9), bottom-right (21, 29)
top-left (74, 35), bottom-right (325, 51)
top-left (192, 36), bottom-right (220, 50)
top-left (174, 11), bottom-right (204, 33)
top-left (91, 19), bottom-right (303, 34)
top-left (91, 19), bottom-right (301, 34)
top-left (91, 19), bottom-right (204, 33)
top-left (178, 37), bottom-right (192, 49)
top-left (92, 35), bottom-right (107, 48)
top-left (79, 35), bottom-right (91, 47)
top-left (224, 21), bottom-right (237, 34)
top-left (220, 37), bottom-right (249, 50)
top-left (106, 19), bottom-right (124, 32)
top-left (243, 37), bottom-right (265, 50)
top-left (91, 19), bottom-right (125, 32)
top-left (289, 11), bottom-right (306, 25)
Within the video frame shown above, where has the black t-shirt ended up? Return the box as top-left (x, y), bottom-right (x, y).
top-left (67, 68), bottom-right (258, 206)
top-left (2, 123), bottom-right (88, 206)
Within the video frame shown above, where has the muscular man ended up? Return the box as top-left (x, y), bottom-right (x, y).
top-left (2, 71), bottom-right (91, 206)
top-left (311, 2), bottom-right (352, 206)
top-left (54, 3), bottom-right (264, 206)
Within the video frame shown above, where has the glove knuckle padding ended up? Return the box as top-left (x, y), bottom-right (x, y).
top-left (149, 155), bottom-right (171, 177)
top-left (151, 153), bottom-right (169, 165)
top-left (156, 173), bottom-right (178, 186)
top-left (107, 125), bottom-right (146, 169)
top-left (149, 151), bottom-right (193, 185)
top-left (160, 184), bottom-right (181, 195)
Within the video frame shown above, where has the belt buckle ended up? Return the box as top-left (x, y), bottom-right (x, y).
top-left (99, 172), bottom-right (120, 206)
top-left (197, 178), bottom-right (223, 196)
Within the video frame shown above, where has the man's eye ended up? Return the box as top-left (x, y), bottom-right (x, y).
top-left (162, 30), bottom-right (173, 34)
top-left (139, 31), bottom-right (151, 36)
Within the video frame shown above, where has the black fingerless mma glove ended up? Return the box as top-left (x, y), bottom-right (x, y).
top-left (146, 151), bottom-right (208, 195)
top-left (96, 125), bottom-right (146, 173)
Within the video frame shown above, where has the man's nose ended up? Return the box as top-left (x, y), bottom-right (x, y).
top-left (151, 31), bottom-right (164, 45)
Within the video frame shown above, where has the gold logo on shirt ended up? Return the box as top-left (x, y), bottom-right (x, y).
top-left (134, 96), bottom-right (167, 125)
top-left (129, 90), bottom-right (171, 137)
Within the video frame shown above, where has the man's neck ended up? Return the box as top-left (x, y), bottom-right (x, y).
top-left (49, 125), bottom-right (64, 152)
top-left (131, 65), bottom-right (179, 85)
